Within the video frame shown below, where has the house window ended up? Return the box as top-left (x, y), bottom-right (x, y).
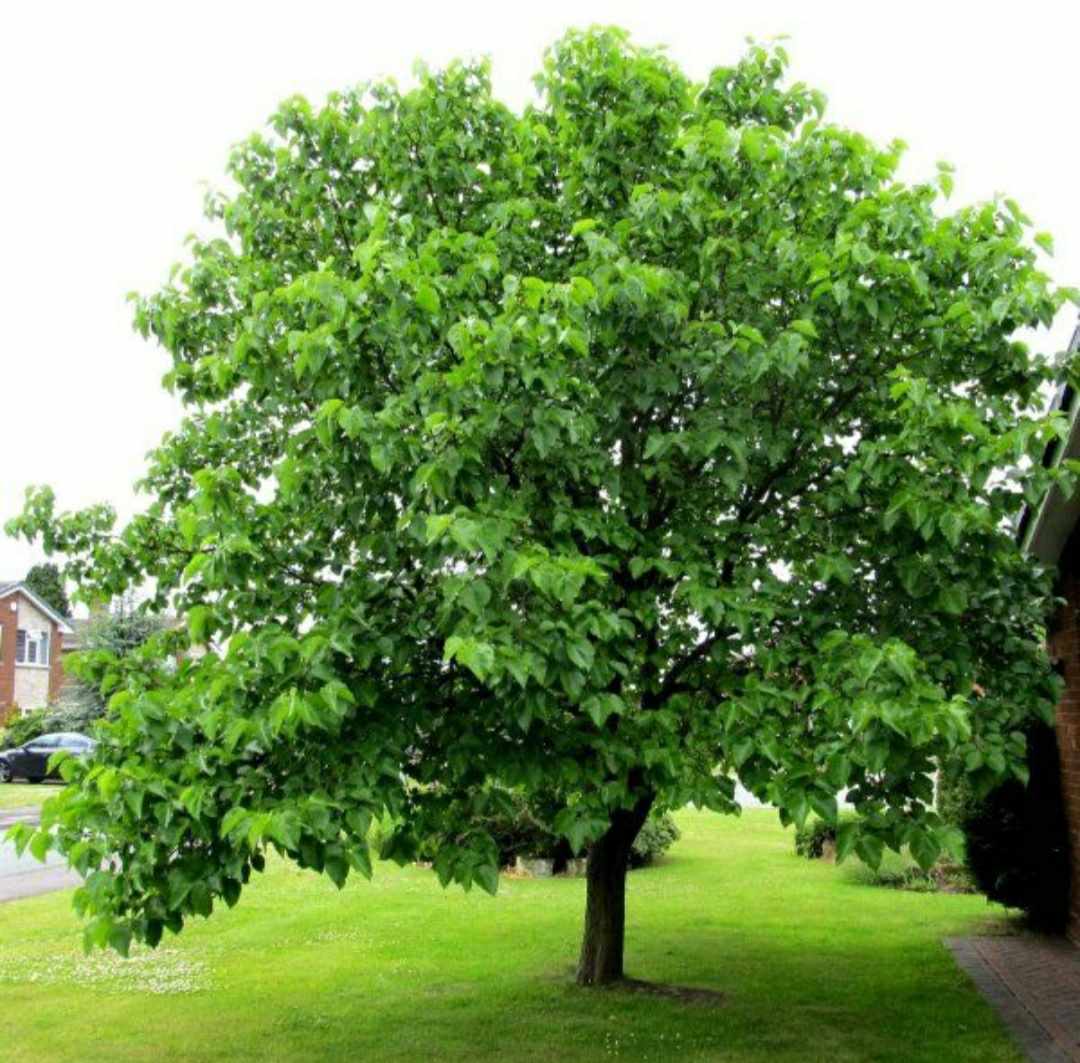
top-left (15, 629), bottom-right (50, 667)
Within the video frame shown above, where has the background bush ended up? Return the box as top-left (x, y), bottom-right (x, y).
top-left (0, 708), bottom-right (53, 749)
top-left (941, 720), bottom-right (1069, 932)
top-left (795, 811), bottom-right (973, 893)
top-left (476, 790), bottom-right (680, 871)
top-left (794, 814), bottom-right (857, 859)
top-left (630, 813), bottom-right (681, 868)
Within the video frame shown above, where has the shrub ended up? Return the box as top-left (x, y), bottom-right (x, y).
top-left (794, 813), bottom-right (857, 859)
top-left (0, 700), bottom-right (111, 751)
top-left (798, 811), bottom-right (974, 893)
top-left (869, 861), bottom-right (974, 894)
top-left (475, 789), bottom-right (680, 870)
top-left (936, 758), bottom-right (977, 827)
top-left (0, 708), bottom-right (53, 750)
top-left (477, 790), bottom-right (567, 866)
top-left (948, 720), bottom-right (1069, 932)
top-left (629, 813), bottom-right (681, 868)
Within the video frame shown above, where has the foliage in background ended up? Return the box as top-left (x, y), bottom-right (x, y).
top-left (23, 562), bottom-right (71, 619)
top-left (936, 751), bottom-right (979, 827)
top-left (942, 720), bottom-right (1070, 931)
top-left (473, 788), bottom-right (679, 869)
top-left (795, 810), bottom-right (972, 893)
top-left (793, 813), bottom-right (857, 859)
top-left (5, 28), bottom-right (1075, 981)
top-left (0, 605), bottom-right (170, 749)
top-left (0, 708), bottom-right (54, 750)
top-left (56, 603), bottom-right (172, 731)
top-left (629, 812), bottom-right (681, 868)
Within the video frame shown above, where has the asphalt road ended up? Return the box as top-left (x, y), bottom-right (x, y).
top-left (0, 805), bottom-right (80, 903)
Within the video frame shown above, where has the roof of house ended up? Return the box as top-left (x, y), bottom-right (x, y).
top-left (0, 581), bottom-right (75, 635)
top-left (1019, 317), bottom-right (1080, 565)
top-left (62, 617), bottom-right (93, 650)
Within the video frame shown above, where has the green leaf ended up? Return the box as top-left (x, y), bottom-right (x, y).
top-left (188, 605), bottom-right (213, 644)
top-left (582, 693), bottom-right (623, 728)
top-left (220, 806), bottom-right (249, 840)
top-left (834, 820), bottom-right (858, 863)
top-left (937, 584), bottom-right (968, 616)
top-left (643, 435), bottom-right (666, 461)
top-left (425, 513), bottom-right (454, 545)
top-left (809, 793), bottom-right (838, 825)
top-left (415, 281), bottom-right (441, 315)
top-left (908, 828), bottom-right (940, 871)
top-left (474, 861), bottom-right (499, 896)
top-left (108, 923), bottom-right (133, 958)
top-left (855, 832), bottom-right (884, 870)
top-left (565, 638), bottom-right (594, 672)
top-left (324, 847), bottom-right (350, 889)
top-left (444, 636), bottom-right (495, 681)
top-left (29, 830), bottom-right (52, 863)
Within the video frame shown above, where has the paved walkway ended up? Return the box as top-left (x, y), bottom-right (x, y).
top-left (0, 805), bottom-right (43, 830)
top-left (947, 936), bottom-right (1080, 1062)
top-left (0, 806), bottom-right (80, 902)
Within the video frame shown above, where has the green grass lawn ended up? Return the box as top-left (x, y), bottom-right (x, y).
top-left (0, 782), bottom-right (57, 811)
top-left (0, 808), bottom-right (1019, 1062)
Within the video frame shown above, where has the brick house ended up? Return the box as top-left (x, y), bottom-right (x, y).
top-left (1019, 320), bottom-right (1080, 940)
top-left (0, 580), bottom-right (74, 726)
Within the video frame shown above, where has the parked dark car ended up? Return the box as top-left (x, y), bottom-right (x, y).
top-left (0, 732), bottom-right (96, 784)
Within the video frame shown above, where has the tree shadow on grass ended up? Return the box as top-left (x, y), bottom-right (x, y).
top-left (609, 977), bottom-right (726, 1006)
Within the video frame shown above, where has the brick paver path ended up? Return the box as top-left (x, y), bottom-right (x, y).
top-left (947, 936), bottom-right (1080, 1062)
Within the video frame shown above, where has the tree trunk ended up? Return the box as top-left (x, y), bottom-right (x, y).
top-left (576, 795), bottom-right (653, 986)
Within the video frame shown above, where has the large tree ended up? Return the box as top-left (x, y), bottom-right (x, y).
top-left (7, 29), bottom-right (1076, 985)
top-left (23, 562), bottom-right (71, 618)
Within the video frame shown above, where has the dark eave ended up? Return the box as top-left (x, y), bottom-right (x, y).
top-left (1020, 318), bottom-right (1080, 565)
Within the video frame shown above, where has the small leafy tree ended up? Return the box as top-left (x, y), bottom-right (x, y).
top-left (55, 600), bottom-right (171, 732)
top-left (6, 29), bottom-right (1075, 984)
top-left (23, 562), bottom-right (70, 618)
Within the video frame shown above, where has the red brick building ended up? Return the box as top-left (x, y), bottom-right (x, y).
top-left (1021, 321), bottom-right (1080, 940)
top-left (0, 580), bottom-right (74, 726)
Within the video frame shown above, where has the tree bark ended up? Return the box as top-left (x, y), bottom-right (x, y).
top-left (576, 794), bottom-right (653, 986)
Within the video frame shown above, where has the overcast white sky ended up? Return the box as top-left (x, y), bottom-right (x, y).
top-left (2, 0), bottom-right (1078, 587)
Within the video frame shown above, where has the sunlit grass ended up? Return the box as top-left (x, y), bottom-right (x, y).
top-left (0, 808), bottom-right (1020, 1062)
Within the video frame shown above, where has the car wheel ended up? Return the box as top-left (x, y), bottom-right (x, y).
top-left (26, 776), bottom-right (44, 785)
top-left (0, 762), bottom-right (11, 783)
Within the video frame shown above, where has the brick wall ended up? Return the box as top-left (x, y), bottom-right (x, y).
top-left (49, 622), bottom-right (65, 702)
top-left (0, 594), bottom-right (16, 724)
top-left (1048, 546), bottom-right (1080, 942)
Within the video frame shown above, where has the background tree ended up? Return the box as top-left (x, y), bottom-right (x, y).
top-left (7, 29), bottom-right (1076, 985)
top-left (0, 599), bottom-right (169, 745)
top-left (23, 562), bottom-right (70, 618)
top-left (53, 598), bottom-right (171, 733)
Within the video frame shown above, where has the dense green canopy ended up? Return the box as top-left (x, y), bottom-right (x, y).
top-left (8, 28), bottom-right (1075, 976)
top-left (23, 562), bottom-right (71, 619)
